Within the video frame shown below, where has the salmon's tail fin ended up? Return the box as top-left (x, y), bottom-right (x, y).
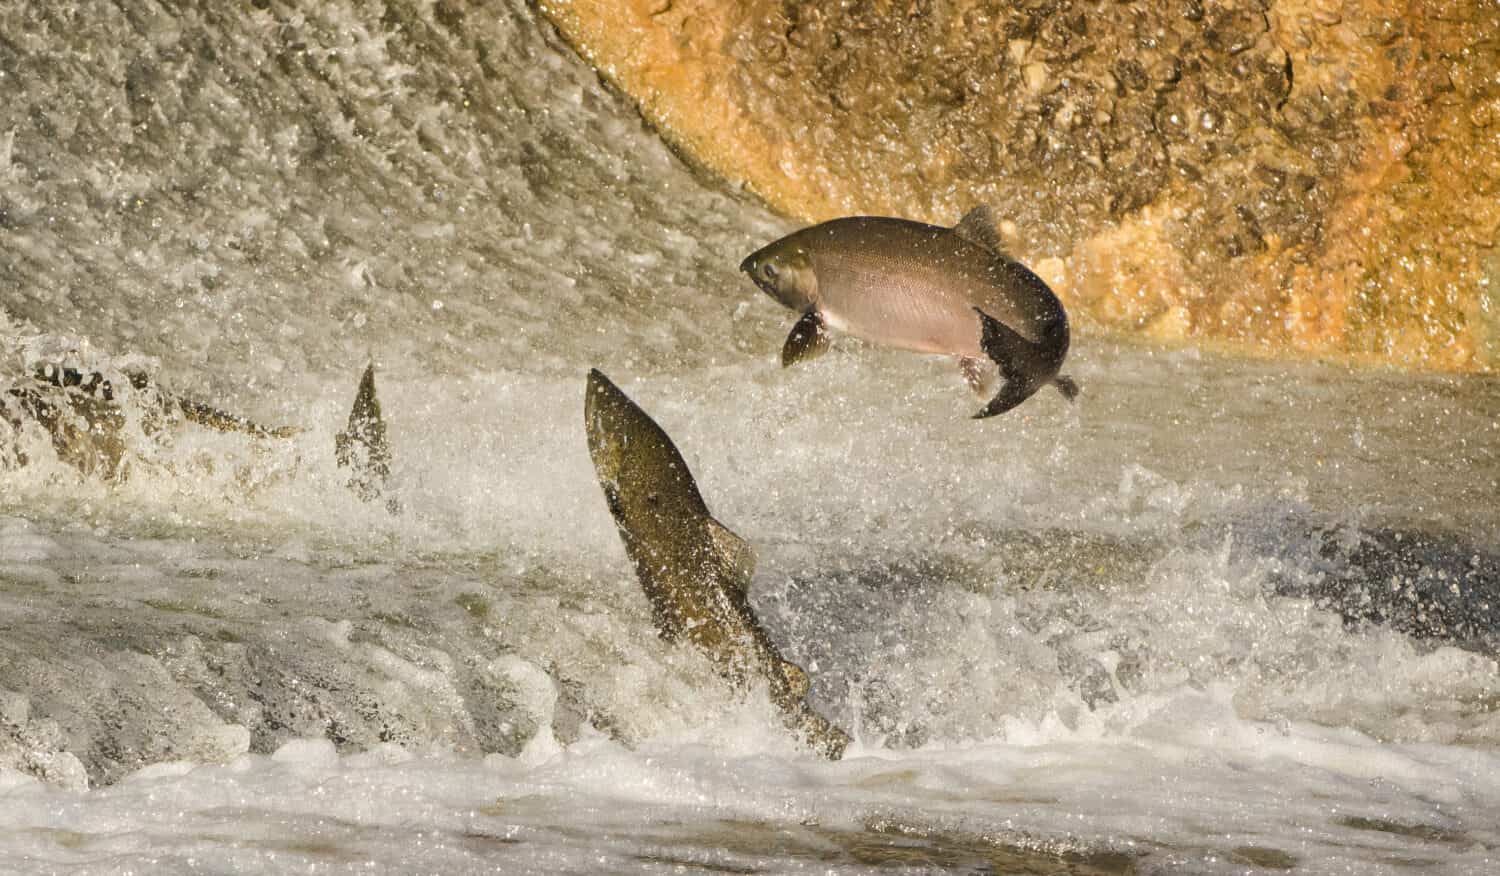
top-left (972, 308), bottom-right (1047, 419)
top-left (336, 363), bottom-right (397, 512)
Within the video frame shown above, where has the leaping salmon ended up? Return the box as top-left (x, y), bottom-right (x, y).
top-left (583, 369), bottom-right (849, 759)
top-left (740, 206), bottom-right (1078, 418)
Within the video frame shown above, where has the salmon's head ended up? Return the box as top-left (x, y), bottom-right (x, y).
top-left (740, 236), bottom-right (817, 313)
top-left (584, 369), bottom-right (710, 539)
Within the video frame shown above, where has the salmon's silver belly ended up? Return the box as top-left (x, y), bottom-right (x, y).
top-left (816, 255), bottom-right (983, 356)
top-left (800, 218), bottom-right (1042, 357)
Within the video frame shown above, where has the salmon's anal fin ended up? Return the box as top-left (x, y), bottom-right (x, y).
top-left (953, 205), bottom-right (1007, 257)
top-left (781, 310), bottom-right (831, 368)
top-left (973, 308), bottom-right (1045, 419)
top-left (958, 357), bottom-right (995, 398)
top-left (1053, 375), bottom-right (1080, 401)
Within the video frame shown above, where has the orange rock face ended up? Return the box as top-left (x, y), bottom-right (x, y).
top-left (539, 0), bottom-right (1499, 371)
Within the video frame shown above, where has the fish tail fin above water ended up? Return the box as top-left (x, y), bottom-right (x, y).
top-left (972, 308), bottom-right (1048, 419)
top-left (346, 363), bottom-right (381, 427)
top-left (336, 363), bottom-right (395, 509)
top-left (972, 381), bottom-right (1041, 420)
top-left (1054, 375), bottom-right (1080, 401)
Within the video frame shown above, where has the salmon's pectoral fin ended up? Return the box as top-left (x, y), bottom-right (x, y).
top-left (973, 308), bottom-right (1044, 419)
top-left (1053, 375), bottom-right (1080, 401)
top-left (781, 310), bottom-right (831, 368)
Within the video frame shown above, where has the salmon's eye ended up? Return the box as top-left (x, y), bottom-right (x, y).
top-left (762, 263), bottom-right (777, 281)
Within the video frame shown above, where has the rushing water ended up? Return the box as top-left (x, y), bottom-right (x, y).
top-left (2, 2), bottom-right (1499, 873)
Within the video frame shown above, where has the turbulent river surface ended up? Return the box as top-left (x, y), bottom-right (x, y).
top-left (2, 2), bottom-right (1499, 873)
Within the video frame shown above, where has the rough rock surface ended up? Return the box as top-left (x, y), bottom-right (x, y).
top-left (539, 0), bottom-right (1500, 370)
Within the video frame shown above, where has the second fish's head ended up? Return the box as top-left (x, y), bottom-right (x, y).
top-left (740, 236), bottom-right (816, 313)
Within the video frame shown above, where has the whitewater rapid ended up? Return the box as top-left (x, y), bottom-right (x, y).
top-left (2, 1), bottom-right (1499, 873)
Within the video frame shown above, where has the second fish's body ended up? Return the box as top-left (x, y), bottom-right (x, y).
top-left (740, 206), bottom-right (1077, 418)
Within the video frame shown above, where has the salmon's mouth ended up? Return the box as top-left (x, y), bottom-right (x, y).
top-left (738, 253), bottom-right (764, 291)
top-left (739, 250), bottom-right (775, 299)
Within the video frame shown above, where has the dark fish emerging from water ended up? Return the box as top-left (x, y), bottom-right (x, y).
top-left (741, 206), bottom-right (1077, 418)
top-left (583, 369), bottom-right (849, 759)
top-left (1, 363), bottom-right (297, 481)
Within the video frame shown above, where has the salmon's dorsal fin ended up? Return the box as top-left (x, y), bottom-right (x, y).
top-left (336, 363), bottom-right (396, 508)
top-left (340, 364), bottom-right (384, 444)
top-left (177, 396), bottom-right (300, 438)
top-left (781, 310), bottom-right (832, 368)
top-left (953, 205), bottom-right (1007, 257)
top-left (706, 517), bottom-right (756, 592)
